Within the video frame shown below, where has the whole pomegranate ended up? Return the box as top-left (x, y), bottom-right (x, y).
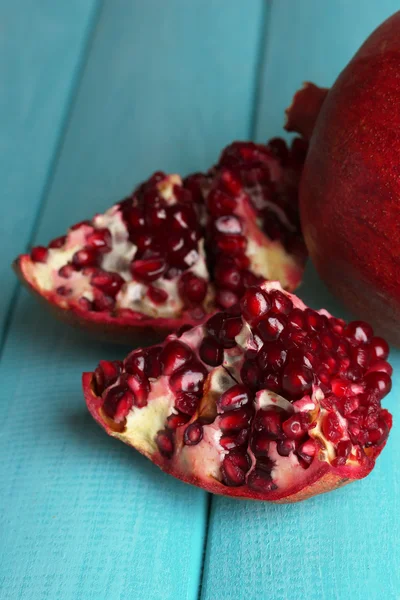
top-left (83, 281), bottom-right (392, 502)
top-left (286, 11), bottom-right (400, 345)
top-left (14, 138), bottom-right (306, 342)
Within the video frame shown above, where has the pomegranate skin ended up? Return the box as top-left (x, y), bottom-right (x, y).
top-left (298, 12), bottom-right (400, 345)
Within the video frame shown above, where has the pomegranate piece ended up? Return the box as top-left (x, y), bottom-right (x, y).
top-left (15, 136), bottom-right (306, 342)
top-left (83, 281), bottom-right (393, 503)
top-left (286, 13), bottom-right (400, 345)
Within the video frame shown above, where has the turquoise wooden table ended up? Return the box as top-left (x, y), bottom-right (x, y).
top-left (1, 2), bottom-right (399, 599)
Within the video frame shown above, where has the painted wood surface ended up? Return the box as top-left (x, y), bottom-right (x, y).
top-left (1, 2), bottom-right (400, 599)
top-left (0, 2), bottom-right (264, 599)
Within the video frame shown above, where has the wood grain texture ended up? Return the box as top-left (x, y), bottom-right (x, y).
top-left (202, 2), bottom-right (400, 598)
top-left (0, 1), bottom-right (265, 598)
top-left (0, 0), bottom-right (100, 344)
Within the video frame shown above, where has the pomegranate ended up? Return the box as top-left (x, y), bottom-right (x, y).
top-left (83, 281), bottom-right (392, 502)
top-left (14, 139), bottom-right (306, 342)
top-left (286, 12), bottom-right (400, 345)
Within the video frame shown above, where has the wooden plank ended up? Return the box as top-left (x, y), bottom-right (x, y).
top-left (202, 3), bottom-right (400, 600)
top-left (0, 1), bottom-right (265, 599)
top-left (0, 0), bottom-right (100, 342)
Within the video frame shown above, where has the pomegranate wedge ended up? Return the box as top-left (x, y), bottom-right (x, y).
top-left (83, 282), bottom-right (393, 502)
top-left (14, 138), bottom-right (306, 342)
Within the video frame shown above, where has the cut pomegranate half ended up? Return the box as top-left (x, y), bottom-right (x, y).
top-left (14, 138), bottom-right (306, 342)
top-left (83, 281), bottom-right (393, 502)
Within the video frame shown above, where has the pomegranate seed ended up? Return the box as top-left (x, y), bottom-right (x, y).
top-left (330, 317), bottom-right (345, 335)
top-left (207, 189), bottom-right (237, 216)
top-left (247, 466), bottom-right (277, 493)
top-left (175, 392), bottom-right (199, 415)
top-left (342, 396), bottom-right (360, 416)
top-left (220, 429), bottom-right (249, 450)
top-left (93, 293), bottom-right (115, 312)
top-left (131, 257), bottom-right (166, 282)
top-left (199, 337), bottom-right (223, 366)
top-left (49, 235), bottom-right (67, 249)
top-left (221, 451), bottom-right (250, 486)
top-left (254, 408), bottom-right (283, 439)
top-left (332, 440), bottom-right (352, 466)
top-left (296, 439), bottom-right (317, 467)
top-left (146, 346), bottom-right (162, 378)
top-left (135, 233), bottom-right (153, 252)
top-left (86, 228), bottom-right (111, 252)
top-left (58, 264), bottom-right (74, 278)
top-left (124, 349), bottom-right (147, 376)
top-left (320, 332), bottom-right (338, 352)
top-left (366, 417), bottom-right (390, 446)
top-left (216, 289), bottom-right (239, 309)
top-left (219, 169), bottom-right (242, 195)
top-left (125, 373), bottom-right (150, 408)
top-left (216, 234), bottom-right (246, 254)
top-left (287, 309), bottom-right (305, 329)
top-left (240, 287), bottom-right (271, 323)
top-left (206, 313), bottom-right (226, 340)
top-left (367, 360), bottom-right (393, 376)
top-left (233, 254), bottom-right (250, 270)
top-left (304, 308), bottom-right (325, 332)
top-left (282, 414), bottom-right (308, 440)
top-left (72, 247), bottom-right (99, 269)
top-left (242, 270), bottom-right (262, 288)
top-left (276, 439), bottom-right (296, 457)
top-left (364, 371), bottom-right (392, 399)
top-left (102, 384), bottom-right (134, 423)
top-left (269, 289), bottom-right (293, 315)
top-left (160, 340), bottom-right (193, 375)
top-left (183, 422), bottom-right (203, 445)
top-left (218, 384), bottom-right (251, 412)
top-left (214, 260), bottom-right (242, 291)
top-left (282, 363), bottom-right (313, 400)
top-left (369, 337), bottom-right (389, 361)
top-left (169, 361), bottom-right (208, 395)
top-left (147, 286), bottom-right (168, 305)
top-left (94, 360), bottom-right (122, 394)
top-left (170, 205), bottom-right (197, 231)
top-left (322, 412), bottom-right (343, 443)
top-left (91, 271), bottom-right (124, 297)
top-left (30, 246), bottom-right (48, 263)
top-left (257, 341), bottom-right (287, 372)
top-left (220, 316), bottom-right (242, 347)
top-left (214, 215), bottom-right (242, 234)
top-left (166, 412), bottom-right (190, 430)
top-left (256, 314), bottom-right (286, 342)
top-left (251, 433), bottom-right (270, 457)
top-left (350, 346), bottom-right (370, 370)
top-left (220, 407), bottom-right (252, 433)
top-left (179, 273), bottom-right (207, 305)
top-left (146, 206), bottom-right (167, 228)
top-left (125, 206), bottom-right (145, 230)
top-left (262, 373), bottom-right (282, 393)
top-left (156, 430), bottom-right (174, 458)
top-left (241, 361), bottom-right (262, 392)
top-left (345, 321), bottom-right (374, 343)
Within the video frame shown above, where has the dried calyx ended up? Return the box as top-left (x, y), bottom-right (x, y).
top-left (83, 281), bottom-right (392, 502)
top-left (15, 138), bottom-right (306, 341)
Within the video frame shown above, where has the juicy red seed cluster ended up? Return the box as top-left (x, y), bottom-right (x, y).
top-left (119, 175), bottom-right (206, 306)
